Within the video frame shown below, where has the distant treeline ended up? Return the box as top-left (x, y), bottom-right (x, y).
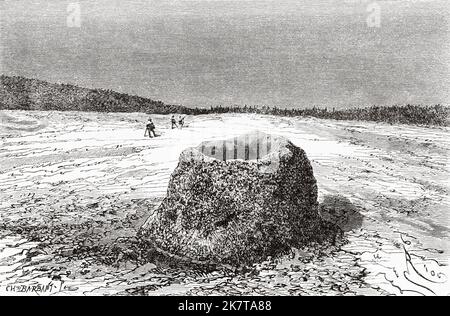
top-left (1, 75), bottom-right (448, 126)
top-left (205, 104), bottom-right (449, 126)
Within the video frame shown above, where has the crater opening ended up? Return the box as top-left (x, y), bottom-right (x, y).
top-left (198, 132), bottom-right (278, 162)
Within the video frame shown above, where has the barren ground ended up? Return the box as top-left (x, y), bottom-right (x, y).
top-left (0, 110), bottom-right (448, 296)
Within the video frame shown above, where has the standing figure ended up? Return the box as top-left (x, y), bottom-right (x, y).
top-left (178, 116), bottom-right (185, 129)
top-left (171, 115), bottom-right (178, 129)
top-left (144, 118), bottom-right (156, 138)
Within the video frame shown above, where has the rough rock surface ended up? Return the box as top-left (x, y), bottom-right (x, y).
top-left (139, 132), bottom-right (341, 265)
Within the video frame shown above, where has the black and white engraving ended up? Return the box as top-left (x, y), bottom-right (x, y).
top-left (0, 0), bottom-right (448, 297)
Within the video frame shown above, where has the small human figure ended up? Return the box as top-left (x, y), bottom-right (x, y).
top-left (171, 115), bottom-right (178, 129)
top-left (178, 116), bottom-right (185, 129)
top-left (144, 118), bottom-right (156, 138)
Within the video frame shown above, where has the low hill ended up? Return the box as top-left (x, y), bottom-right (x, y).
top-left (1, 75), bottom-right (448, 126)
top-left (0, 75), bottom-right (194, 114)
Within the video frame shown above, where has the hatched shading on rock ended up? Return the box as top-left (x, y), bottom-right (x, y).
top-left (139, 131), bottom-right (341, 265)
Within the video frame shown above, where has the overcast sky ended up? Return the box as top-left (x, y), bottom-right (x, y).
top-left (1, 0), bottom-right (449, 108)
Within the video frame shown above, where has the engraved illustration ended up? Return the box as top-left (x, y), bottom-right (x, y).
top-left (0, 0), bottom-right (448, 296)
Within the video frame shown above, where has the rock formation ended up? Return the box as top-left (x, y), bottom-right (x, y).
top-left (139, 131), bottom-right (341, 265)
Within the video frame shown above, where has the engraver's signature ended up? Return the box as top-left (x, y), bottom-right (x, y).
top-left (4, 280), bottom-right (64, 295)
